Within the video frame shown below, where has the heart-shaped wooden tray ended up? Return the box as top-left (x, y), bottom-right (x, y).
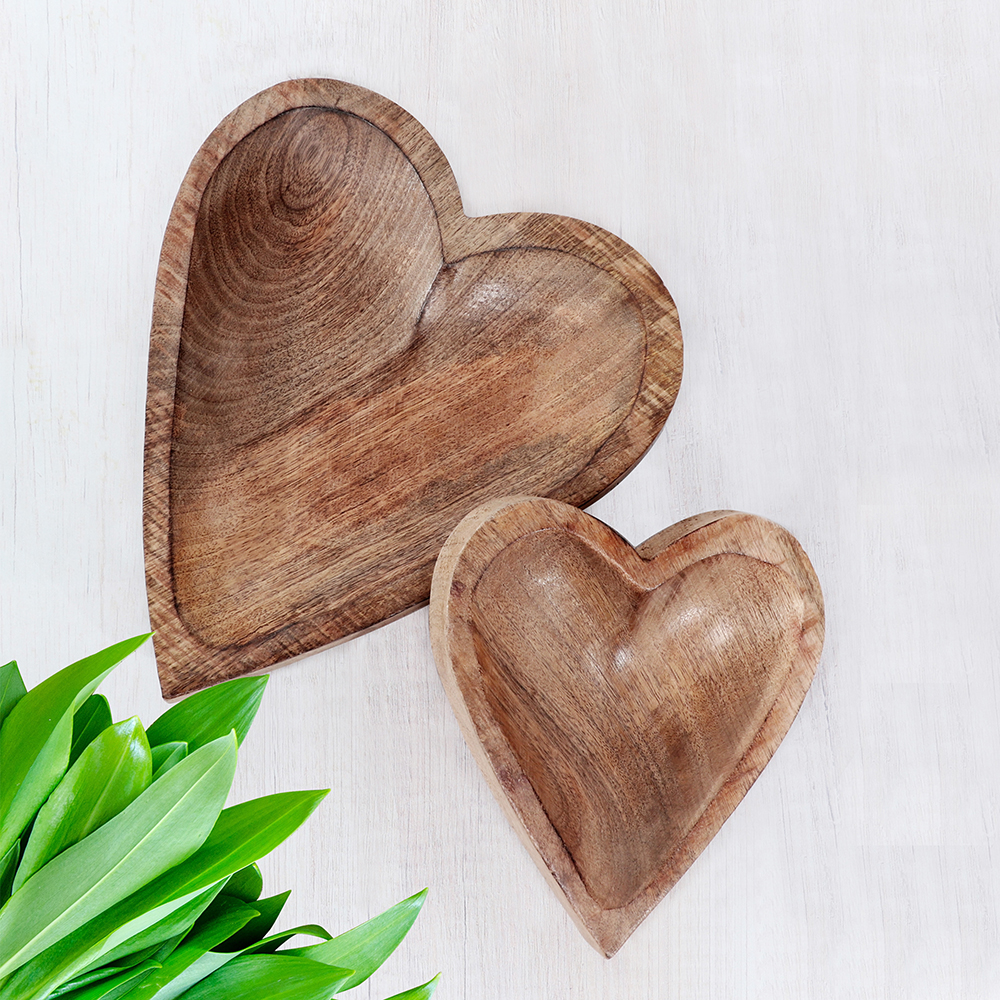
top-left (430, 497), bottom-right (824, 956)
top-left (144, 79), bottom-right (682, 698)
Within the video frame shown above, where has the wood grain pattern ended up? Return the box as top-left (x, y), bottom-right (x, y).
top-left (144, 79), bottom-right (682, 698)
top-left (430, 497), bottom-right (824, 957)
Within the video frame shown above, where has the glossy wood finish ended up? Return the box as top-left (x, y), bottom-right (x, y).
top-left (430, 497), bottom-right (824, 957)
top-left (144, 79), bottom-right (682, 698)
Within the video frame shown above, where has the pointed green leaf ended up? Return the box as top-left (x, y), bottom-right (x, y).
top-left (241, 925), bottom-right (331, 955)
top-left (123, 900), bottom-right (261, 1000)
top-left (380, 974), bottom-right (440, 1000)
top-left (284, 889), bottom-right (427, 990)
top-left (128, 922), bottom-right (332, 1000)
top-left (53, 943), bottom-right (167, 996)
top-left (0, 733), bottom-right (237, 978)
top-left (0, 791), bottom-right (327, 1000)
top-left (0, 661), bottom-right (27, 730)
top-left (141, 791), bottom-right (329, 907)
top-left (188, 896), bottom-right (262, 942)
top-left (50, 945), bottom-right (159, 997)
top-left (78, 883), bottom-right (224, 974)
top-left (186, 893), bottom-right (258, 940)
top-left (191, 896), bottom-right (247, 940)
top-left (0, 839), bottom-right (19, 908)
top-left (216, 891), bottom-right (289, 953)
top-left (0, 886), bottom-right (224, 1000)
top-left (13, 717), bottom-right (153, 892)
top-left (0, 635), bottom-right (151, 860)
top-left (146, 677), bottom-right (267, 752)
top-left (126, 951), bottom-right (230, 1000)
top-left (219, 865), bottom-right (262, 903)
top-left (177, 955), bottom-right (353, 1000)
top-left (69, 697), bottom-right (113, 767)
top-left (150, 743), bottom-right (187, 781)
top-left (54, 959), bottom-right (161, 1000)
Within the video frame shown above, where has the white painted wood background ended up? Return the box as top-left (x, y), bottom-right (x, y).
top-left (3, 1), bottom-right (999, 996)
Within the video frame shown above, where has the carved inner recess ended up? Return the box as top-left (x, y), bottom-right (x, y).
top-left (169, 108), bottom-right (646, 647)
top-left (469, 530), bottom-right (805, 910)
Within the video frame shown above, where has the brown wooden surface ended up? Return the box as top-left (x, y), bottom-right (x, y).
top-left (429, 497), bottom-right (824, 957)
top-left (144, 79), bottom-right (683, 698)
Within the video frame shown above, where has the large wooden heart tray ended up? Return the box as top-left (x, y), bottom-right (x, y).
top-left (144, 79), bottom-right (682, 698)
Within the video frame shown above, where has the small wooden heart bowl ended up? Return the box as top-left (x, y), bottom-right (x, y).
top-left (144, 79), bottom-right (682, 698)
top-left (429, 497), bottom-right (824, 956)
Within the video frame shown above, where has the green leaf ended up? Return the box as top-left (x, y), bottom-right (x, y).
top-left (54, 959), bottom-right (161, 1000)
top-left (69, 697), bottom-right (113, 767)
top-left (13, 717), bottom-right (153, 892)
top-left (188, 895), bottom-right (262, 941)
top-left (219, 865), bottom-right (262, 903)
top-left (176, 955), bottom-right (353, 1000)
top-left (186, 893), bottom-right (256, 939)
top-left (216, 891), bottom-right (289, 952)
top-left (0, 661), bottom-right (27, 729)
top-left (77, 883), bottom-right (223, 974)
top-left (0, 840), bottom-right (19, 908)
top-left (141, 791), bottom-right (329, 908)
top-left (133, 919), bottom-right (332, 997)
top-left (125, 950), bottom-right (229, 1000)
top-left (52, 944), bottom-right (167, 996)
top-left (122, 900), bottom-right (261, 1000)
top-left (150, 743), bottom-right (187, 781)
top-left (0, 732), bottom-right (237, 979)
top-left (284, 889), bottom-right (427, 990)
top-left (380, 974), bottom-right (440, 1000)
top-left (0, 791), bottom-right (328, 1000)
top-left (0, 885), bottom-right (224, 1000)
top-left (240, 925), bottom-right (330, 955)
top-left (0, 635), bottom-right (151, 860)
top-left (146, 677), bottom-right (267, 752)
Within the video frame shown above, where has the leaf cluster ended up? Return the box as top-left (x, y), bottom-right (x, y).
top-left (0, 638), bottom-right (437, 1000)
